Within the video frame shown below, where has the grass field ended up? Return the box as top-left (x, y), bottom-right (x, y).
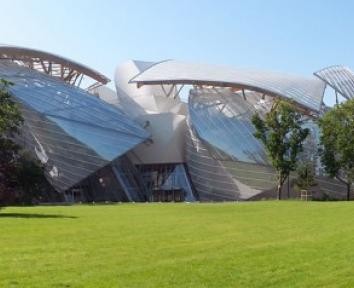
top-left (1, 201), bottom-right (354, 287)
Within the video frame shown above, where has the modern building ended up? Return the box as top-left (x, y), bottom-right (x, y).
top-left (0, 45), bottom-right (150, 202)
top-left (125, 60), bottom-right (351, 200)
top-left (0, 45), bottom-right (353, 202)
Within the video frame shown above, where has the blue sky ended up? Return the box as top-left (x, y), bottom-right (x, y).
top-left (1, 0), bottom-right (353, 84)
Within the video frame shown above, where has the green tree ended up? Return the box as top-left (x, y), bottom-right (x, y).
top-left (15, 152), bottom-right (46, 204)
top-left (252, 98), bottom-right (310, 199)
top-left (0, 79), bottom-right (23, 134)
top-left (294, 161), bottom-right (317, 192)
top-left (318, 99), bottom-right (354, 200)
top-left (0, 79), bottom-right (23, 203)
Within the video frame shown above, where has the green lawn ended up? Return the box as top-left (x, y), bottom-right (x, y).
top-left (1, 201), bottom-right (354, 287)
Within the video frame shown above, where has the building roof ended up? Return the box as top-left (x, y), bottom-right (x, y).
top-left (314, 65), bottom-right (354, 100)
top-left (130, 60), bottom-right (326, 112)
top-left (0, 44), bottom-right (110, 86)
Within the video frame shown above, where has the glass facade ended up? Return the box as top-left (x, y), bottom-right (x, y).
top-left (189, 88), bottom-right (270, 165)
top-left (0, 60), bottom-right (149, 193)
top-left (186, 87), bottom-right (346, 201)
top-left (136, 163), bottom-right (195, 202)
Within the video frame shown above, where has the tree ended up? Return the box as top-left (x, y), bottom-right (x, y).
top-left (252, 98), bottom-right (310, 199)
top-left (294, 161), bottom-right (317, 192)
top-left (15, 151), bottom-right (46, 204)
top-left (0, 79), bottom-right (23, 204)
top-left (0, 79), bottom-right (23, 134)
top-left (318, 99), bottom-right (354, 201)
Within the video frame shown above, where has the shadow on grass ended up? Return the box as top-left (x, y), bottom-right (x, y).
top-left (0, 213), bottom-right (77, 219)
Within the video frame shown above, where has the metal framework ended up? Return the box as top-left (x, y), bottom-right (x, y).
top-left (0, 45), bottom-right (110, 89)
top-left (160, 84), bottom-right (185, 99)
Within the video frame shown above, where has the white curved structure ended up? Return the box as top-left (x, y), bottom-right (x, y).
top-left (314, 65), bottom-right (354, 100)
top-left (130, 60), bottom-right (326, 112)
top-left (114, 60), bottom-right (187, 164)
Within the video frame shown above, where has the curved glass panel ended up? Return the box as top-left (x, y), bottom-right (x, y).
top-left (189, 88), bottom-right (269, 165)
top-left (0, 60), bottom-right (149, 192)
top-left (314, 65), bottom-right (354, 100)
